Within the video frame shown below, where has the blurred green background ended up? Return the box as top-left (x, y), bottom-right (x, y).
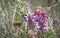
top-left (0, 0), bottom-right (60, 38)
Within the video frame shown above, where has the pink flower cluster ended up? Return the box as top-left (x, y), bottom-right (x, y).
top-left (24, 6), bottom-right (48, 31)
